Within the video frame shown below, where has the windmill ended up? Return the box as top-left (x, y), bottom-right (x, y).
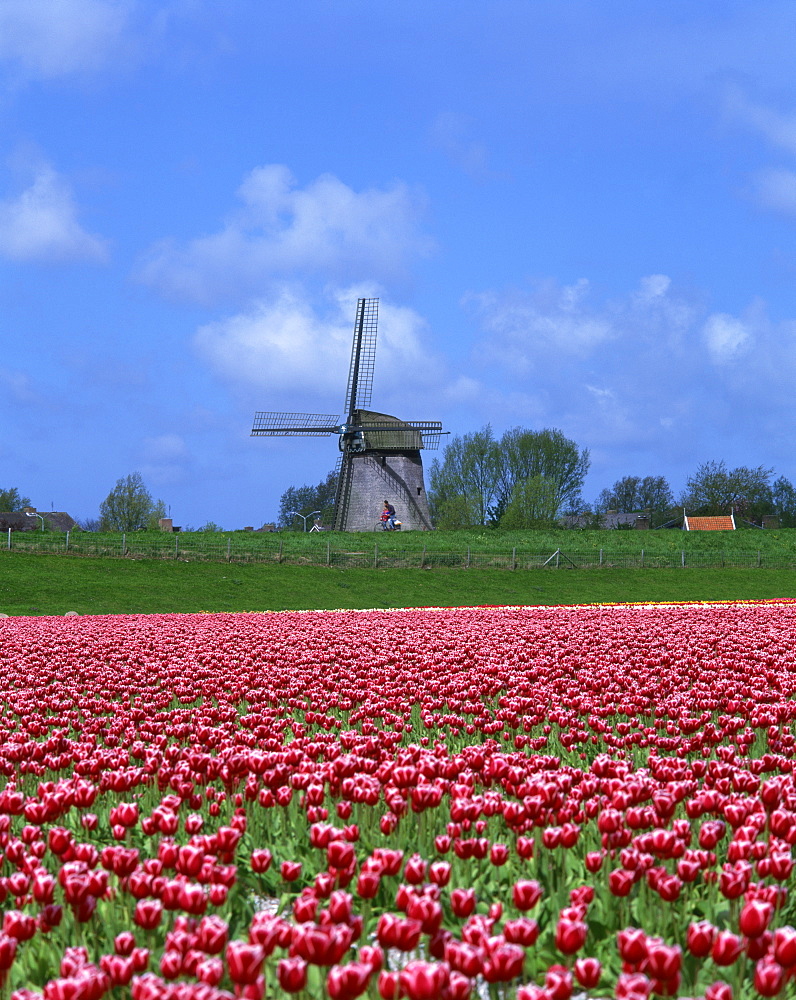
top-left (252, 298), bottom-right (446, 531)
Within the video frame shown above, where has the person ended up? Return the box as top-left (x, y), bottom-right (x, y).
top-left (383, 500), bottom-right (397, 530)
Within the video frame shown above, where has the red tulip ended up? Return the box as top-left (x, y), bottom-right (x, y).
top-left (281, 861), bottom-right (302, 882)
top-left (573, 957), bottom-right (601, 989)
top-left (250, 849), bottom-right (272, 874)
top-left (512, 879), bottom-right (542, 911)
top-left (712, 930), bottom-right (744, 967)
top-left (555, 918), bottom-right (587, 955)
top-left (398, 960), bottom-right (449, 1000)
top-left (773, 925), bottom-right (796, 968)
top-left (686, 920), bottom-right (717, 958)
top-left (483, 943), bottom-right (525, 983)
top-left (327, 961), bottom-right (371, 999)
top-left (277, 957), bottom-right (308, 993)
top-left (450, 888), bottom-right (476, 918)
top-left (226, 941), bottom-right (265, 985)
top-left (739, 899), bottom-right (773, 938)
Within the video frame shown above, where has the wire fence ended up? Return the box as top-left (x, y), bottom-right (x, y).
top-left (3, 531), bottom-right (796, 570)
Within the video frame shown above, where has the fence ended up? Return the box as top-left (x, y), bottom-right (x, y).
top-left (3, 531), bottom-right (796, 570)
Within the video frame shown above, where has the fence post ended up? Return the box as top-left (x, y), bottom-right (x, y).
top-left (278, 540), bottom-right (283, 564)
top-left (122, 533), bottom-right (126, 556)
top-left (374, 544), bottom-right (378, 569)
top-left (555, 550), bottom-right (560, 569)
top-left (466, 546), bottom-right (471, 569)
top-left (681, 550), bottom-right (685, 568)
top-left (512, 547), bottom-right (516, 571)
top-left (327, 541), bottom-right (331, 566)
top-left (420, 546), bottom-right (426, 569)
top-left (175, 535), bottom-right (179, 557)
top-left (641, 549), bottom-right (644, 568)
top-left (599, 548), bottom-right (603, 566)
top-left (227, 538), bottom-right (231, 562)
top-left (6, 528), bottom-right (10, 550)
top-left (758, 550), bottom-right (761, 568)
top-left (65, 530), bottom-right (69, 552)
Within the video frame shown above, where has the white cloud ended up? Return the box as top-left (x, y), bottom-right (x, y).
top-left (194, 287), bottom-right (448, 415)
top-left (468, 273), bottom-right (789, 469)
top-left (753, 168), bottom-right (796, 215)
top-left (0, 0), bottom-right (130, 81)
top-left (725, 89), bottom-right (796, 220)
top-left (0, 165), bottom-right (109, 264)
top-left (467, 278), bottom-right (615, 375)
top-left (725, 88), bottom-right (796, 159)
top-left (430, 112), bottom-right (492, 179)
top-left (0, 367), bottom-right (38, 404)
top-left (634, 273), bottom-right (671, 302)
top-left (142, 434), bottom-right (188, 462)
top-left (139, 165), bottom-right (433, 305)
top-left (140, 433), bottom-right (190, 487)
top-left (702, 312), bottom-right (751, 363)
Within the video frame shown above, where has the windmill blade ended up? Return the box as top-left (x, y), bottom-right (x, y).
top-left (251, 412), bottom-right (340, 436)
top-left (343, 298), bottom-right (378, 417)
top-left (332, 452), bottom-right (354, 531)
top-left (408, 421), bottom-right (446, 450)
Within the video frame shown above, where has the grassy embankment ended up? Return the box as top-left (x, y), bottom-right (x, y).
top-left (7, 525), bottom-right (796, 581)
top-left (1, 551), bottom-right (795, 616)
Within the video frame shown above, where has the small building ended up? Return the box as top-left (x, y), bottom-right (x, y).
top-left (562, 511), bottom-right (651, 529)
top-left (683, 514), bottom-right (736, 531)
top-left (0, 507), bottom-right (77, 531)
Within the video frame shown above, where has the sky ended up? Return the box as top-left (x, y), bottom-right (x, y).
top-left (3, 1), bottom-right (796, 528)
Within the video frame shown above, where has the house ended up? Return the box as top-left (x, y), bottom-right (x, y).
top-left (0, 507), bottom-right (78, 531)
top-left (561, 511), bottom-right (651, 530)
top-left (683, 514), bottom-right (736, 531)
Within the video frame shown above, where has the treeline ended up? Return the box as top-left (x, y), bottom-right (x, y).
top-left (273, 430), bottom-right (796, 531)
top-left (431, 428), bottom-right (796, 528)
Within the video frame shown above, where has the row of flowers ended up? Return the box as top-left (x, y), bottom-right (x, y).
top-left (0, 604), bottom-right (796, 997)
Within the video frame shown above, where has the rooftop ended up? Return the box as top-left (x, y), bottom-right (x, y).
top-left (684, 515), bottom-right (736, 531)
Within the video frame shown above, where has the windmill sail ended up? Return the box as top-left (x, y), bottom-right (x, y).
top-left (343, 297), bottom-right (378, 416)
top-left (251, 412), bottom-right (339, 436)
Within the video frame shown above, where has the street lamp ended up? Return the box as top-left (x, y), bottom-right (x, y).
top-left (25, 512), bottom-right (45, 531)
top-left (287, 510), bottom-right (321, 532)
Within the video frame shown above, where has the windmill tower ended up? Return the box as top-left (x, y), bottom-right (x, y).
top-left (252, 298), bottom-right (446, 531)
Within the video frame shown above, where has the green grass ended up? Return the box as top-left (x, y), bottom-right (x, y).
top-left (9, 526), bottom-right (796, 570)
top-left (1, 553), bottom-right (795, 616)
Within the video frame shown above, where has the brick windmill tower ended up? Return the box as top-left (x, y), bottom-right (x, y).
top-left (251, 298), bottom-right (446, 531)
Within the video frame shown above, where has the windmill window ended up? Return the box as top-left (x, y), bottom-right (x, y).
top-left (417, 487), bottom-right (422, 495)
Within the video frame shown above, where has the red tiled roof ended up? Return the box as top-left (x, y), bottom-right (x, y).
top-left (685, 515), bottom-right (735, 531)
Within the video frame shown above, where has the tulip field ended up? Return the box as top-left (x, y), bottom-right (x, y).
top-left (3, 603), bottom-right (796, 1000)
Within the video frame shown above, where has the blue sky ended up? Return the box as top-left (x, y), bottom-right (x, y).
top-left (3, 1), bottom-right (796, 527)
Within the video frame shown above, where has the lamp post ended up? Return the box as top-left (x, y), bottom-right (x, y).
top-left (25, 512), bottom-right (45, 532)
top-left (287, 510), bottom-right (321, 532)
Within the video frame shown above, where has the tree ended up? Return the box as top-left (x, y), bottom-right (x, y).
top-left (428, 425), bottom-right (589, 527)
top-left (596, 475), bottom-right (674, 513)
top-left (428, 426), bottom-right (501, 527)
top-left (500, 475), bottom-right (562, 529)
top-left (99, 473), bottom-right (165, 531)
top-left (278, 469), bottom-right (337, 529)
top-left (680, 461), bottom-right (773, 520)
top-left (0, 487), bottom-right (31, 511)
top-left (771, 476), bottom-right (796, 527)
top-left (494, 428), bottom-right (590, 520)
